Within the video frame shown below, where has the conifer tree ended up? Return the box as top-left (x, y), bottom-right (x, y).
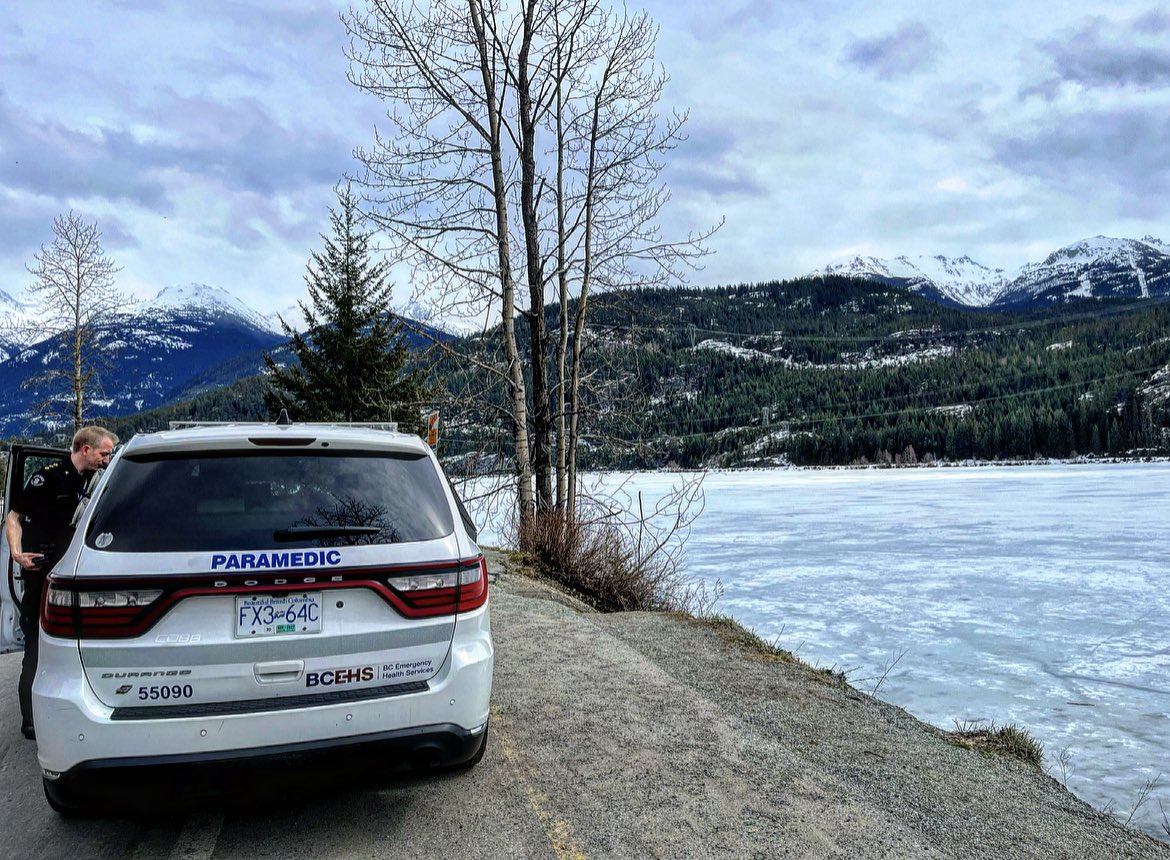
top-left (263, 181), bottom-right (429, 430)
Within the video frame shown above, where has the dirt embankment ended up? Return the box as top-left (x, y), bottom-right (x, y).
top-left (485, 549), bottom-right (1169, 859)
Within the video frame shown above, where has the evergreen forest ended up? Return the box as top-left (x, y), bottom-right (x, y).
top-left (97, 277), bottom-right (1170, 470)
top-left (435, 276), bottom-right (1170, 469)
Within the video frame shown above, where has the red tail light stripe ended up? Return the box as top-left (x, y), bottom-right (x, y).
top-left (42, 555), bottom-right (489, 639)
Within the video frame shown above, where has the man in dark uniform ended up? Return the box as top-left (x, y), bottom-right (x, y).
top-left (4, 426), bottom-right (117, 739)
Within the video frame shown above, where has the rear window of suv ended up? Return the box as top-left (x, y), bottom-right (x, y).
top-left (85, 450), bottom-right (455, 552)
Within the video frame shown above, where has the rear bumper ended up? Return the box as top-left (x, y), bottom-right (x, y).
top-left (44, 720), bottom-right (487, 809)
top-left (34, 602), bottom-right (493, 776)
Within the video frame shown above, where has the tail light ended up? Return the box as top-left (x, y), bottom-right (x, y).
top-left (40, 556), bottom-right (490, 637)
top-left (42, 579), bottom-right (164, 639)
top-left (387, 556), bottom-right (488, 618)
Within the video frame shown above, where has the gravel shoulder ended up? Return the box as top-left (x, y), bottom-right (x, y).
top-left (486, 549), bottom-right (1170, 859)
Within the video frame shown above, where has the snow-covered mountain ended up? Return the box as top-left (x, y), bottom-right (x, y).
top-left (0, 284), bottom-right (284, 438)
top-left (811, 236), bottom-right (1170, 308)
top-left (135, 283), bottom-right (285, 335)
top-left (994, 237), bottom-right (1170, 307)
top-left (0, 282), bottom-right (453, 438)
top-left (816, 254), bottom-right (1008, 306)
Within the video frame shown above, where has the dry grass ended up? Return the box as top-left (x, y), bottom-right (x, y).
top-left (699, 613), bottom-right (797, 662)
top-left (693, 613), bottom-right (850, 686)
top-left (946, 720), bottom-right (1044, 768)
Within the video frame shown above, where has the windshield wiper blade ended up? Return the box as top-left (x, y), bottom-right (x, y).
top-left (272, 526), bottom-right (382, 542)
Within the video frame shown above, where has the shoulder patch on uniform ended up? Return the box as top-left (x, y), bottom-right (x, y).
top-left (29, 474), bottom-right (45, 487)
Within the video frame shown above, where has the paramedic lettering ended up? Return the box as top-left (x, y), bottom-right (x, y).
top-left (211, 550), bottom-right (343, 570)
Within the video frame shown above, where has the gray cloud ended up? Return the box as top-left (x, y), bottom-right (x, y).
top-left (178, 47), bottom-right (273, 85)
top-left (663, 121), bottom-right (769, 199)
top-left (0, 193), bottom-right (61, 268)
top-left (141, 95), bottom-right (348, 195)
top-left (689, 0), bottom-right (777, 41)
top-left (1134, 9), bottom-right (1170, 34)
top-left (1037, 14), bottom-right (1170, 91)
top-left (0, 89), bottom-right (351, 255)
top-left (88, 213), bottom-right (140, 253)
top-left (0, 94), bottom-right (170, 208)
top-left (0, 190), bottom-right (139, 285)
top-left (178, 1), bottom-right (348, 84)
top-left (845, 22), bottom-right (938, 80)
top-left (994, 108), bottom-right (1170, 202)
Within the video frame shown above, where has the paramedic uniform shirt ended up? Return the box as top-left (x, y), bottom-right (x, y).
top-left (16, 459), bottom-right (86, 564)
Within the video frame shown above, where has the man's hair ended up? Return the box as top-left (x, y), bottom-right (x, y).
top-left (72, 426), bottom-right (119, 452)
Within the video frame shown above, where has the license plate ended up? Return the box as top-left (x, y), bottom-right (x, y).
top-left (235, 592), bottom-right (323, 637)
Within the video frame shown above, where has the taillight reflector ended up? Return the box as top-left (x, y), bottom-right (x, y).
top-left (387, 556), bottom-right (488, 618)
top-left (42, 580), bottom-right (164, 639)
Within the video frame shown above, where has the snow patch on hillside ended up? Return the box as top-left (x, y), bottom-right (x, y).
top-left (692, 339), bottom-right (955, 370)
top-left (694, 339), bottom-right (773, 361)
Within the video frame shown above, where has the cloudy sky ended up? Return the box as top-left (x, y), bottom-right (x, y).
top-left (3, 0), bottom-right (1169, 316)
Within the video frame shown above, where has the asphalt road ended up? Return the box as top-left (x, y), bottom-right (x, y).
top-left (0, 567), bottom-right (547, 860)
top-left (0, 555), bottom-right (1166, 859)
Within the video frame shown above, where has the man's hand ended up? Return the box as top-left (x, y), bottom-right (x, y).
top-left (12, 551), bottom-right (43, 571)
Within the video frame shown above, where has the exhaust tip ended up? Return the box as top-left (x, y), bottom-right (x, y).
top-left (410, 744), bottom-right (443, 770)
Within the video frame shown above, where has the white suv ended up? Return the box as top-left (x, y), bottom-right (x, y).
top-left (1, 421), bottom-right (492, 813)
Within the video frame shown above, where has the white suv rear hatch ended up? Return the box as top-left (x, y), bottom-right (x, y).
top-left (59, 434), bottom-right (470, 716)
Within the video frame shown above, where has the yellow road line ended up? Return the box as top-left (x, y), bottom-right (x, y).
top-left (492, 708), bottom-right (587, 860)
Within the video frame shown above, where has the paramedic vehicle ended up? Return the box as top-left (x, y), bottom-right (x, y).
top-left (1, 420), bottom-right (492, 813)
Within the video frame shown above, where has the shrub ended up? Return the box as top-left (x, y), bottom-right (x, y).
top-left (517, 501), bottom-right (709, 614)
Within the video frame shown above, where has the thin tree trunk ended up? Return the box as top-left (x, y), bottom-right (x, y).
top-left (519, 0), bottom-right (553, 512)
top-left (567, 54), bottom-right (609, 520)
top-left (553, 43), bottom-right (570, 513)
top-left (470, 0), bottom-right (534, 518)
top-left (73, 256), bottom-right (83, 431)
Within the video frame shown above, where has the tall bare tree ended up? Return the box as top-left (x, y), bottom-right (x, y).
top-left (345, 0), bottom-right (716, 524)
top-left (542, 4), bottom-right (719, 516)
top-left (23, 211), bottom-right (128, 432)
top-left (346, 0), bottom-right (535, 516)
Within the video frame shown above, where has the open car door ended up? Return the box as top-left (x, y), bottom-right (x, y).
top-left (1, 444), bottom-right (69, 654)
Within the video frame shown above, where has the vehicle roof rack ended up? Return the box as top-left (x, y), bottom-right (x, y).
top-left (167, 420), bottom-right (400, 432)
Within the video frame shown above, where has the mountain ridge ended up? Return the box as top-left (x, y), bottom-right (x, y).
top-left (811, 236), bottom-right (1170, 308)
top-left (0, 285), bottom-right (285, 437)
top-left (0, 282), bottom-right (452, 438)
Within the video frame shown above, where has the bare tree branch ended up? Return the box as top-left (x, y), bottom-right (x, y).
top-left (20, 211), bottom-right (130, 433)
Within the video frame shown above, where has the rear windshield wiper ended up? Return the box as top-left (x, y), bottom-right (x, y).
top-left (272, 526), bottom-right (382, 542)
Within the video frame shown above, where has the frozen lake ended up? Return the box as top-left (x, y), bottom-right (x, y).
top-left (471, 463), bottom-right (1170, 838)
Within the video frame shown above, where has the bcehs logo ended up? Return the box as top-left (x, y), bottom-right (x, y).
top-left (305, 666), bottom-right (374, 687)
